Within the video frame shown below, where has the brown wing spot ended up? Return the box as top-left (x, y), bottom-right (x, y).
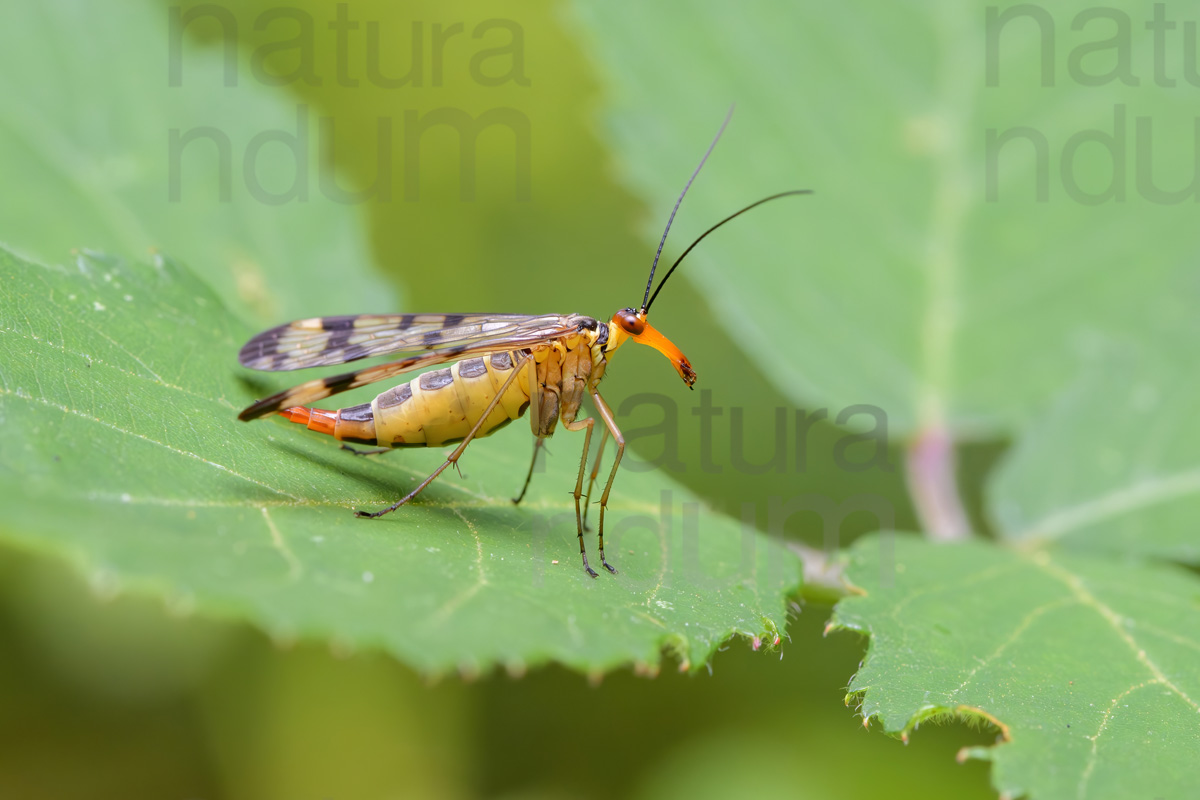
top-left (419, 368), bottom-right (454, 391)
top-left (459, 357), bottom-right (487, 378)
top-left (326, 328), bottom-right (355, 350)
top-left (490, 352), bottom-right (513, 370)
top-left (377, 383), bottom-right (412, 409)
top-left (442, 314), bottom-right (465, 328)
top-left (269, 352), bottom-right (296, 370)
top-left (248, 339), bottom-right (281, 358)
top-left (238, 331), bottom-right (286, 365)
top-left (321, 315), bottom-right (359, 331)
top-left (323, 371), bottom-right (359, 393)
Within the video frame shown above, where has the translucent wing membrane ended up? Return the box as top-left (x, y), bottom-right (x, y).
top-left (237, 312), bottom-right (593, 421)
top-left (238, 313), bottom-right (556, 371)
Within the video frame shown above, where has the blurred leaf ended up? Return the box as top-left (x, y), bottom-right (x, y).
top-left (476, 604), bottom-right (996, 800)
top-left (832, 535), bottom-right (1200, 800)
top-left (0, 0), bottom-right (391, 324)
top-left (0, 553), bottom-right (234, 704)
top-left (992, 331), bottom-right (1200, 565)
top-left (0, 246), bottom-right (799, 673)
top-left (630, 732), bottom-right (832, 800)
top-left (569, 0), bottom-right (1195, 436)
top-left (830, 324), bottom-right (1200, 798)
top-left (195, 644), bottom-right (470, 800)
top-left (0, 552), bottom-right (227, 799)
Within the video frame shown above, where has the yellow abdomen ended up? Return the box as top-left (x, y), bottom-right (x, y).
top-left (372, 351), bottom-right (531, 447)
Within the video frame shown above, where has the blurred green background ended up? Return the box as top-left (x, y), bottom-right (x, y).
top-left (0, 549), bottom-right (994, 799)
top-left (4, 0), bottom-right (1168, 795)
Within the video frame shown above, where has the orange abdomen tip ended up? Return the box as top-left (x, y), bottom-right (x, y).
top-left (279, 407), bottom-right (310, 424)
top-left (279, 406), bottom-right (336, 435)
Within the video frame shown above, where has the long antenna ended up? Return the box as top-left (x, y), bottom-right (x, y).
top-left (640, 105), bottom-right (735, 313)
top-left (644, 190), bottom-right (812, 314)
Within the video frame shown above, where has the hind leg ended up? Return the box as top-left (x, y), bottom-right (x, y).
top-left (512, 437), bottom-right (545, 504)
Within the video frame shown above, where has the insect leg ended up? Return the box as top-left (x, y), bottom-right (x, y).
top-left (590, 391), bottom-right (625, 574)
top-left (563, 413), bottom-right (598, 577)
top-left (355, 353), bottom-right (530, 519)
top-left (340, 444), bottom-right (392, 457)
top-left (511, 437), bottom-right (545, 505)
top-left (581, 424), bottom-right (609, 532)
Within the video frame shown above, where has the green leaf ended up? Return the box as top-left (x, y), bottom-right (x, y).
top-left (0, 245), bottom-right (800, 673)
top-left (0, 0), bottom-right (391, 324)
top-left (831, 536), bottom-right (1200, 800)
top-left (992, 333), bottom-right (1200, 565)
top-left (829, 331), bottom-right (1200, 797)
top-left (569, 0), bottom-right (1195, 435)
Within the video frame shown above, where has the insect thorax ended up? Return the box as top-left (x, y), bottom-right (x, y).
top-left (530, 325), bottom-right (609, 437)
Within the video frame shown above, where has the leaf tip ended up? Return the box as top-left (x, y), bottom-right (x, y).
top-left (458, 660), bottom-right (482, 682)
top-left (632, 661), bottom-right (659, 679)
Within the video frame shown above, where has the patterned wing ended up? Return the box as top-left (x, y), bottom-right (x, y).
top-left (237, 313), bottom-right (591, 421)
top-left (239, 313), bottom-right (547, 371)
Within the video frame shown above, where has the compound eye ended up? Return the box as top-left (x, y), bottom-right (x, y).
top-left (615, 308), bottom-right (646, 335)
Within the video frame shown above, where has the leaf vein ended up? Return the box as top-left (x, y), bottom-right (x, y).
top-left (1015, 468), bottom-right (1200, 545)
top-left (1076, 679), bottom-right (1172, 800)
top-left (0, 323), bottom-right (208, 402)
top-left (261, 505), bottom-right (302, 580)
top-left (946, 596), bottom-right (1077, 703)
top-left (0, 387), bottom-right (302, 501)
top-left (429, 507), bottom-right (488, 626)
top-left (1036, 553), bottom-right (1198, 714)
